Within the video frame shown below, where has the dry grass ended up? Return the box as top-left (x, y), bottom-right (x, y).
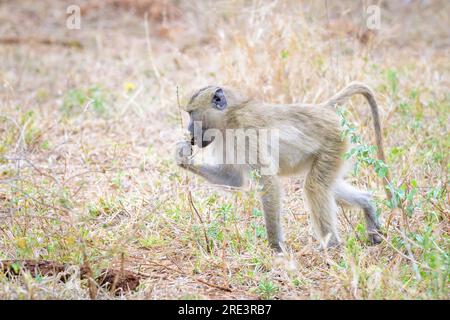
top-left (0, 0), bottom-right (448, 299)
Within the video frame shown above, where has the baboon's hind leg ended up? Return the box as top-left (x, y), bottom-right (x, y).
top-left (334, 180), bottom-right (382, 244)
top-left (304, 155), bottom-right (341, 248)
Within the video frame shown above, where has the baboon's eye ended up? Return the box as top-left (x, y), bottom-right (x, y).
top-left (212, 88), bottom-right (227, 110)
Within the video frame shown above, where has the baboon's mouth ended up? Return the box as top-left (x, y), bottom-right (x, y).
top-left (192, 133), bottom-right (214, 148)
top-left (200, 137), bottom-right (214, 148)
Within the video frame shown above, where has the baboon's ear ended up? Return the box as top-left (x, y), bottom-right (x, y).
top-left (212, 88), bottom-right (227, 110)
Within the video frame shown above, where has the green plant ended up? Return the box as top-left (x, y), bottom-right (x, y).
top-left (256, 278), bottom-right (279, 299)
top-left (61, 86), bottom-right (109, 116)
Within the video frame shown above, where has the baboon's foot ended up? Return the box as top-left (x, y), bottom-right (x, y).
top-left (368, 231), bottom-right (383, 245)
top-left (269, 241), bottom-right (285, 253)
top-left (319, 237), bottom-right (341, 251)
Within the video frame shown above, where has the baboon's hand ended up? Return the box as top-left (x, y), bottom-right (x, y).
top-left (175, 140), bottom-right (193, 167)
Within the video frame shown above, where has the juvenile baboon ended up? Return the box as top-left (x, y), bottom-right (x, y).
top-left (175, 83), bottom-right (385, 252)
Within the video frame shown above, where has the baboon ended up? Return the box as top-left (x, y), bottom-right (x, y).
top-left (175, 83), bottom-right (385, 252)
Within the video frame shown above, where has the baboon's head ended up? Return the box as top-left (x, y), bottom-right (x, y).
top-left (183, 86), bottom-right (242, 148)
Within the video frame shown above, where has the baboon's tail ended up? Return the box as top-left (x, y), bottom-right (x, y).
top-left (321, 82), bottom-right (385, 164)
top-left (322, 82), bottom-right (391, 200)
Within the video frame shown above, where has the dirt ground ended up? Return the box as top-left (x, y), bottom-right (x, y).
top-left (0, 0), bottom-right (448, 299)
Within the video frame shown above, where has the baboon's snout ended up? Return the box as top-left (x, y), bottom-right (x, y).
top-left (187, 117), bottom-right (213, 148)
top-left (187, 120), bottom-right (195, 145)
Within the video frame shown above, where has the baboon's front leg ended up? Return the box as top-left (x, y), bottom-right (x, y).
top-left (175, 141), bottom-right (243, 187)
top-left (259, 175), bottom-right (284, 252)
top-left (183, 164), bottom-right (244, 187)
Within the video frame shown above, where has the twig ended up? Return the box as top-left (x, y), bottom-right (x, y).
top-left (110, 252), bottom-right (125, 294)
top-left (196, 278), bottom-right (232, 292)
top-left (144, 13), bottom-right (161, 81)
top-left (396, 222), bottom-right (422, 281)
top-left (377, 233), bottom-right (430, 271)
top-left (176, 86), bottom-right (185, 133)
top-left (176, 86), bottom-right (211, 254)
top-left (340, 205), bottom-right (362, 242)
top-left (4, 156), bottom-right (59, 185)
top-left (82, 251), bottom-right (98, 299)
top-left (3, 183), bottom-right (71, 216)
top-left (143, 260), bottom-right (232, 292)
top-left (0, 36), bottom-right (83, 49)
top-left (188, 191), bottom-right (212, 254)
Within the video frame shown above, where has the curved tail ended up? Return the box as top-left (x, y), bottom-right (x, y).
top-left (321, 82), bottom-right (386, 164)
top-left (321, 82), bottom-right (391, 199)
